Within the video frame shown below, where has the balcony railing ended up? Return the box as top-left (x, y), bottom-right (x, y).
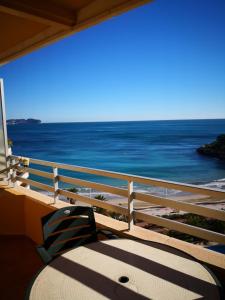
top-left (9, 155), bottom-right (225, 245)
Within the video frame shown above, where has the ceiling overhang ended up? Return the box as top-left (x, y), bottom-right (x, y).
top-left (0, 0), bottom-right (153, 65)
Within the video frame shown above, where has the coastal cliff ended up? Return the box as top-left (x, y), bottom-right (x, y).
top-left (197, 134), bottom-right (225, 160)
top-left (7, 118), bottom-right (41, 125)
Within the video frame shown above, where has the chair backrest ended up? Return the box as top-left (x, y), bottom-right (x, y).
top-left (41, 206), bottom-right (97, 258)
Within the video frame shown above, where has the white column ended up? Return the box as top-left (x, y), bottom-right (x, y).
top-left (11, 158), bottom-right (17, 187)
top-left (53, 167), bottom-right (59, 203)
top-left (128, 180), bottom-right (134, 230)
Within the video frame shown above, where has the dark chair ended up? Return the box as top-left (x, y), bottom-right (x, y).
top-left (37, 206), bottom-right (98, 264)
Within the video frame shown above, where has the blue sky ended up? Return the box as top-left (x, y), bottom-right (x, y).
top-left (0, 0), bottom-right (225, 122)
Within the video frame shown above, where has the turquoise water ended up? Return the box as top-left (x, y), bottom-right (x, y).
top-left (7, 119), bottom-right (225, 186)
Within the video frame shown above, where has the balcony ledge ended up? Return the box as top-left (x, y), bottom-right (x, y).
top-left (0, 182), bottom-right (224, 272)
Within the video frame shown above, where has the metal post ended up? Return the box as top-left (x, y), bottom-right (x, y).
top-left (128, 180), bottom-right (134, 230)
top-left (53, 167), bottom-right (59, 203)
top-left (6, 156), bottom-right (12, 184)
top-left (25, 170), bottom-right (30, 189)
top-left (11, 158), bottom-right (17, 187)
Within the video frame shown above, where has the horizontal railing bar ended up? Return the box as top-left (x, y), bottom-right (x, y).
top-left (133, 179), bottom-right (225, 198)
top-left (134, 192), bottom-right (225, 222)
top-left (59, 189), bottom-right (128, 216)
top-left (11, 155), bottom-right (225, 198)
top-left (16, 177), bottom-right (54, 192)
top-left (29, 157), bottom-right (131, 181)
top-left (28, 168), bottom-right (54, 179)
top-left (0, 162), bottom-right (19, 175)
top-left (135, 211), bottom-right (225, 244)
top-left (59, 175), bottom-right (127, 197)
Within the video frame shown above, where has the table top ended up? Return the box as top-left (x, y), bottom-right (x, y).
top-left (29, 239), bottom-right (221, 300)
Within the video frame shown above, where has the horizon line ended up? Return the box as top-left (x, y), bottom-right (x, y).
top-left (40, 117), bottom-right (225, 124)
top-left (7, 117), bottom-right (225, 124)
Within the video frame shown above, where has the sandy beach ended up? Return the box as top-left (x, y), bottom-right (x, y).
top-left (50, 179), bottom-right (225, 217)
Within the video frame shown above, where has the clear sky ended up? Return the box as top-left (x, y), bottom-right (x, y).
top-left (0, 0), bottom-right (225, 122)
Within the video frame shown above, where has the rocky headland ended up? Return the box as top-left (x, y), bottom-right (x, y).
top-left (7, 118), bottom-right (41, 125)
top-left (197, 134), bottom-right (225, 160)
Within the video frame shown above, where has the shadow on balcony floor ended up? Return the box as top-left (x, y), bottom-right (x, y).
top-left (0, 235), bottom-right (44, 300)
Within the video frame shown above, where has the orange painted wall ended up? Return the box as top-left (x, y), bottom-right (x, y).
top-left (0, 185), bottom-right (60, 243)
top-left (0, 187), bottom-right (25, 235)
top-left (24, 195), bottom-right (57, 244)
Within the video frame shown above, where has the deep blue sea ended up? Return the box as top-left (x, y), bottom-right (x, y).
top-left (7, 119), bottom-right (225, 187)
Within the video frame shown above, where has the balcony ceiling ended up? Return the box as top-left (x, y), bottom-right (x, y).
top-left (0, 0), bottom-right (153, 65)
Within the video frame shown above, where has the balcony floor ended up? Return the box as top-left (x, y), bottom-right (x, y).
top-left (0, 235), bottom-right (44, 300)
top-left (0, 231), bottom-right (113, 300)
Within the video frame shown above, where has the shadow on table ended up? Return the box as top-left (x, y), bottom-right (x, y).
top-left (50, 240), bottom-right (222, 299)
top-left (51, 255), bottom-right (149, 299)
top-left (88, 240), bottom-right (223, 298)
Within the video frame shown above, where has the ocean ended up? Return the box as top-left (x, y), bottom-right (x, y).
top-left (7, 119), bottom-right (225, 190)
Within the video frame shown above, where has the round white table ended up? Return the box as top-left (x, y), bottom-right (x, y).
top-left (29, 239), bottom-right (222, 300)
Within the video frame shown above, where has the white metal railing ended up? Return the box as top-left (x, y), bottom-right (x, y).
top-left (9, 155), bottom-right (225, 244)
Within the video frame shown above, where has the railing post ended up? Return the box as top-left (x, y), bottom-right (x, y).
top-left (6, 156), bottom-right (12, 184)
top-left (24, 169), bottom-right (30, 189)
top-left (20, 158), bottom-right (30, 189)
top-left (53, 167), bottom-right (59, 203)
top-left (11, 157), bottom-right (17, 187)
top-left (128, 180), bottom-right (134, 230)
